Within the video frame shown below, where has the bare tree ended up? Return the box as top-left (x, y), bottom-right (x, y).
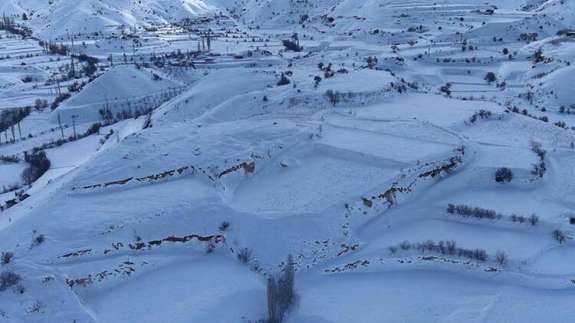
top-left (496, 250), bottom-right (508, 266)
top-left (267, 255), bottom-right (296, 323)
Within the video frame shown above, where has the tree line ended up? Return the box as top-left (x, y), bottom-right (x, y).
top-left (0, 107), bottom-right (31, 144)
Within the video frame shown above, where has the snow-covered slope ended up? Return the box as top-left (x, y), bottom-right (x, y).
top-left (1, 0), bottom-right (575, 322)
top-left (537, 0), bottom-right (575, 25)
top-left (3, 0), bottom-right (216, 39)
top-left (57, 65), bottom-right (184, 123)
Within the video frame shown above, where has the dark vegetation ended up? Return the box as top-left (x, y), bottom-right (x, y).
top-left (388, 240), bottom-right (488, 262)
top-left (447, 204), bottom-right (539, 226)
top-left (267, 255), bottom-right (296, 323)
top-left (495, 167), bottom-right (513, 183)
top-left (21, 151), bottom-right (51, 185)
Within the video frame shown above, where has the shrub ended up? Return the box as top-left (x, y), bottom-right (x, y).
top-left (282, 39), bottom-right (302, 52)
top-left (50, 92), bottom-right (71, 110)
top-left (21, 151), bottom-right (51, 185)
top-left (530, 141), bottom-right (546, 160)
top-left (237, 248), bottom-right (252, 264)
top-left (400, 241), bottom-right (411, 250)
top-left (21, 76), bottom-right (34, 83)
top-left (31, 234), bottom-right (45, 248)
top-left (531, 162), bottom-right (546, 178)
top-left (27, 300), bottom-right (45, 313)
top-left (282, 34), bottom-right (302, 52)
top-left (366, 56), bottom-right (378, 69)
top-left (277, 73), bottom-right (290, 86)
top-left (218, 221), bottom-right (230, 232)
top-left (324, 90), bottom-right (341, 106)
top-left (495, 168), bottom-right (513, 183)
top-left (313, 76), bottom-right (322, 88)
top-left (484, 72), bottom-right (497, 83)
top-left (34, 99), bottom-right (48, 110)
top-left (1, 252), bottom-right (13, 265)
top-left (440, 83), bottom-right (452, 96)
top-left (0, 271), bottom-right (21, 291)
top-left (205, 242), bottom-right (215, 254)
top-left (0, 155), bottom-right (19, 163)
top-left (469, 110), bottom-right (493, 123)
top-left (85, 123), bottom-right (101, 135)
top-left (533, 48), bottom-right (545, 63)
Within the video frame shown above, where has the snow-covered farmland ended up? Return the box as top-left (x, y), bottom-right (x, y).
top-left (0, 0), bottom-right (574, 322)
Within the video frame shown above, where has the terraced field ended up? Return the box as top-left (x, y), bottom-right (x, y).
top-left (0, 0), bottom-right (574, 322)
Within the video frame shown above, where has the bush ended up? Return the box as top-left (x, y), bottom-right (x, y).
top-left (31, 234), bottom-right (45, 248)
top-left (50, 93), bottom-right (71, 110)
top-left (366, 56), bottom-right (378, 69)
top-left (530, 141), bottom-right (546, 159)
top-left (0, 155), bottom-right (19, 163)
top-left (0, 271), bottom-right (21, 291)
top-left (28, 300), bottom-right (45, 313)
top-left (469, 110), bottom-right (493, 123)
top-left (237, 248), bottom-right (252, 264)
top-left (205, 242), bottom-right (215, 254)
top-left (83, 62), bottom-right (98, 77)
top-left (1, 252), bottom-right (13, 265)
top-left (21, 151), bottom-right (51, 185)
top-left (218, 221), bottom-right (230, 232)
top-left (34, 99), bottom-right (48, 110)
top-left (277, 73), bottom-right (290, 86)
top-left (528, 214), bottom-right (539, 226)
top-left (282, 34), bottom-right (302, 52)
top-left (440, 83), bottom-right (452, 96)
top-left (495, 167), bottom-right (513, 183)
top-left (531, 162), bottom-right (546, 178)
top-left (484, 72), bottom-right (497, 83)
top-left (282, 39), bottom-right (302, 52)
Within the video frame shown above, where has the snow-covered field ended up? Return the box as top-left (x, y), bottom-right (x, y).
top-left (0, 0), bottom-right (574, 322)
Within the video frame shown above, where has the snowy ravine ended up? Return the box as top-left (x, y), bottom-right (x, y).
top-left (0, 0), bottom-right (575, 322)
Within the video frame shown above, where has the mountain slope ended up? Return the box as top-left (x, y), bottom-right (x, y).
top-left (2, 0), bottom-right (216, 38)
top-left (1, 0), bottom-right (575, 322)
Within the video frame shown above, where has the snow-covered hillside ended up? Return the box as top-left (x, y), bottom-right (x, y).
top-left (1, 0), bottom-right (215, 39)
top-left (1, 0), bottom-right (575, 322)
